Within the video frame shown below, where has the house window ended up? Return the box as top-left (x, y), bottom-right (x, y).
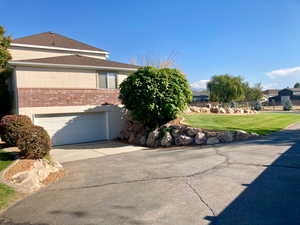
top-left (98, 72), bottom-right (117, 89)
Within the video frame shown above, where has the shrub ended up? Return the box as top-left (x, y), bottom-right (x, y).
top-left (254, 101), bottom-right (262, 111)
top-left (17, 125), bottom-right (51, 159)
top-left (119, 66), bottom-right (192, 127)
top-left (0, 115), bottom-right (33, 146)
top-left (283, 99), bottom-right (293, 111)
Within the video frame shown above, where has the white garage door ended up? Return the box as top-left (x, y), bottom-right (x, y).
top-left (34, 112), bottom-right (108, 146)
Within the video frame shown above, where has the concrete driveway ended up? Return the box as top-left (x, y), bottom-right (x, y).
top-left (1, 124), bottom-right (300, 225)
top-left (51, 141), bottom-right (148, 163)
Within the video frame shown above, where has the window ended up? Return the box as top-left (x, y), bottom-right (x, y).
top-left (98, 72), bottom-right (117, 89)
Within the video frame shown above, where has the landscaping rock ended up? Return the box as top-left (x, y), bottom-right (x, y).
top-left (195, 132), bottom-right (206, 144)
top-left (175, 135), bottom-right (193, 146)
top-left (206, 137), bottom-right (220, 145)
top-left (184, 127), bottom-right (200, 137)
top-left (139, 135), bottom-right (147, 146)
top-left (146, 129), bottom-right (160, 147)
top-left (235, 130), bottom-right (251, 140)
top-left (218, 131), bottom-right (234, 143)
top-left (171, 126), bottom-right (182, 138)
top-left (160, 131), bottom-right (173, 147)
top-left (226, 108), bottom-right (235, 114)
top-left (201, 107), bottom-right (210, 113)
top-left (190, 106), bottom-right (201, 113)
top-left (210, 107), bottom-right (219, 113)
top-left (219, 107), bottom-right (226, 114)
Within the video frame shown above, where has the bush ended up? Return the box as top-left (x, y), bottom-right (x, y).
top-left (283, 99), bottom-right (293, 111)
top-left (119, 66), bottom-right (192, 127)
top-left (254, 101), bottom-right (262, 111)
top-left (0, 115), bottom-right (33, 146)
top-left (17, 125), bottom-right (51, 159)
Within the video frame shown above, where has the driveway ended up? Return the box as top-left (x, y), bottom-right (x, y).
top-left (51, 141), bottom-right (148, 163)
top-left (1, 124), bottom-right (300, 225)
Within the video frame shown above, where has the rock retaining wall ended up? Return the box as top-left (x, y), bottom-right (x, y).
top-left (120, 118), bottom-right (259, 148)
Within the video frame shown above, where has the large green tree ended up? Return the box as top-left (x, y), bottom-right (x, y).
top-left (0, 26), bottom-right (12, 118)
top-left (294, 82), bottom-right (300, 88)
top-left (207, 74), bottom-right (245, 103)
top-left (119, 66), bottom-right (192, 127)
top-left (244, 83), bottom-right (263, 102)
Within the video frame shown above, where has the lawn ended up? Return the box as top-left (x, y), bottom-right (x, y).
top-left (0, 149), bottom-right (16, 210)
top-left (183, 113), bottom-right (300, 135)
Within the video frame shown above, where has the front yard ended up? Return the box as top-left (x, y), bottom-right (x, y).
top-left (183, 113), bottom-right (300, 135)
top-left (0, 149), bottom-right (16, 210)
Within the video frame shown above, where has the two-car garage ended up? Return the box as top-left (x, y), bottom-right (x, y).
top-left (34, 110), bottom-right (123, 146)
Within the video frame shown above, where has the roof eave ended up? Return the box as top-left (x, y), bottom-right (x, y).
top-left (10, 43), bottom-right (109, 55)
top-left (9, 61), bottom-right (138, 72)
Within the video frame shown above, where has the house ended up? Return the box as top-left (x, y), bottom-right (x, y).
top-left (7, 32), bottom-right (139, 146)
top-left (268, 88), bottom-right (300, 105)
top-left (192, 90), bottom-right (209, 102)
top-left (262, 89), bottom-right (279, 98)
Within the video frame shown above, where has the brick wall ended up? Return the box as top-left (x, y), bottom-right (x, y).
top-left (18, 88), bottom-right (121, 107)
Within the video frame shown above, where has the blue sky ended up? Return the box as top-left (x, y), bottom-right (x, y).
top-left (1, 0), bottom-right (300, 90)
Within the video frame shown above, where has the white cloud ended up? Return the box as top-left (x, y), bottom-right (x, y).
top-left (190, 80), bottom-right (209, 90)
top-left (267, 66), bottom-right (300, 78)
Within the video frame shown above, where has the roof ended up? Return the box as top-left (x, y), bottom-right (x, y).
top-left (263, 89), bottom-right (279, 95)
top-left (9, 54), bottom-right (139, 71)
top-left (12, 32), bottom-right (107, 53)
top-left (279, 88), bottom-right (300, 92)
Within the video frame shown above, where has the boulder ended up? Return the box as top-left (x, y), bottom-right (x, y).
top-left (219, 108), bottom-right (226, 114)
top-left (226, 108), bottom-right (234, 114)
top-left (184, 127), bottom-right (200, 137)
top-left (146, 129), bottom-right (160, 147)
top-left (235, 130), bottom-right (251, 140)
top-left (160, 131), bottom-right (173, 147)
top-left (195, 132), bottom-right (206, 144)
top-left (175, 135), bottom-right (193, 146)
top-left (210, 107), bottom-right (219, 113)
top-left (171, 126), bottom-right (182, 138)
top-left (139, 135), bottom-right (147, 146)
top-left (190, 106), bottom-right (201, 113)
top-left (201, 107), bottom-right (210, 113)
top-left (218, 131), bottom-right (234, 143)
top-left (206, 137), bottom-right (220, 145)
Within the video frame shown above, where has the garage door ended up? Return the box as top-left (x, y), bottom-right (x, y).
top-left (34, 112), bottom-right (108, 146)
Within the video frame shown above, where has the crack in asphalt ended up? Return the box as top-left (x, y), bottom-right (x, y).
top-left (185, 180), bottom-right (216, 217)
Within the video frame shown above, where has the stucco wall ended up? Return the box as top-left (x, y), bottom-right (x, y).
top-left (9, 46), bottom-right (107, 60)
top-left (117, 74), bottom-right (128, 87)
top-left (16, 67), bottom-right (98, 89)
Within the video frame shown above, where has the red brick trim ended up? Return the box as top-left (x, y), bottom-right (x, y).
top-left (18, 88), bottom-right (121, 107)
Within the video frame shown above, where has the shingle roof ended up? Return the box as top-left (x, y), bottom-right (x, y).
top-left (11, 54), bottom-right (139, 69)
top-left (12, 32), bottom-right (107, 52)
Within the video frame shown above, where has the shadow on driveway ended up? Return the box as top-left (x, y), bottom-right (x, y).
top-left (206, 129), bottom-right (300, 225)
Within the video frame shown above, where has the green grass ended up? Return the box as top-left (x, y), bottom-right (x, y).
top-left (0, 149), bottom-right (16, 210)
top-left (183, 113), bottom-right (300, 135)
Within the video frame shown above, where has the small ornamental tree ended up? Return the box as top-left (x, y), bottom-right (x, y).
top-left (119, 66), bottom-right (192, 127)
top-left (283, 99), bottom-right (293, 111)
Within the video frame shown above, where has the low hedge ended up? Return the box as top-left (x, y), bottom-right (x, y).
top-left (17, 125), bottom-right (51, 159)
top-left (0, 115), bottom-right (33, 146)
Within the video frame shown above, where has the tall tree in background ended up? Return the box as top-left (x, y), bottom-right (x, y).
top-left (207, 74), bottom-right (245, 103)
top-left (0, 26), bottom-right (12, 118)
top-left (129, 51), bottom-right (178, 68)
top-left (294, 82), bottom-right (300, 88)
top-left (244, 83), bottom-right (263, 101)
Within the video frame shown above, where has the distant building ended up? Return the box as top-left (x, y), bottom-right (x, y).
top-left (263, 89), bottom-right (279, 97)
top-left (192, 91), bottom-right (209, 102)
top-left (269, 88), bottom-right (300, 105)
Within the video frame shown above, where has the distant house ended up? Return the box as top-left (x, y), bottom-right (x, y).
top-left (192, 91), bottom-right (209, 102)
top-left (269, 88), bottom-right (300, 105)
top-left (263, 89), bottom-right (279, 97)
